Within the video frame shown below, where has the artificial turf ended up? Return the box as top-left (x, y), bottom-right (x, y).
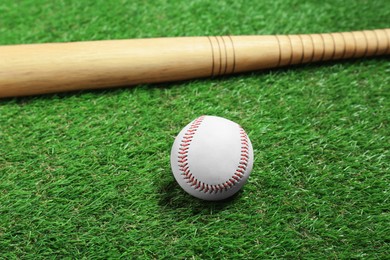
top-left (1, 0), bottom-right (389, 258)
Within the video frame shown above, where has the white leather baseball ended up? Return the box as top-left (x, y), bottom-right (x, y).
top-left (170, 115), bottom-right (254, 201)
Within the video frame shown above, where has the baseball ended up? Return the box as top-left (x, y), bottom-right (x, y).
top-left (170, 115), bottom-right (254, 201)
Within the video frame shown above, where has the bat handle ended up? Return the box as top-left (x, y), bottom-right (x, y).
top-left (211, 29), bottom-right (390, 76)
top-left (277, 29), bottom-right (390, 66)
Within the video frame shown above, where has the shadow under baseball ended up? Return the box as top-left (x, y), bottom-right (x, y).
top-left (157, 176), bottom-right (243, 216)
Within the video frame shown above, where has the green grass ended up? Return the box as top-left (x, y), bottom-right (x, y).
top-left (1, 0), bottom-right (390, 258)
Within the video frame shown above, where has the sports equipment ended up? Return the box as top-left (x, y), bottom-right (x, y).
top-left (170, 115), bottom-right (254, 201)
top-left (0, 29), bottom-right (389, 98)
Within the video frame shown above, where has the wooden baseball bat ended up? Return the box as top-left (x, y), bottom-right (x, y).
top-left (0, 29), bottom-right (389, 98)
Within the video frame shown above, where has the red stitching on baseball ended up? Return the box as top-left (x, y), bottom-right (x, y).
top-left (178, 117), bottom-right (250, 194)
top-left (236, 169), bottom-right (245, 174)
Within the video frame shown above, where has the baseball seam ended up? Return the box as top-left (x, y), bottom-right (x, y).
top-left (177, 116), bottom-right (250, 193)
